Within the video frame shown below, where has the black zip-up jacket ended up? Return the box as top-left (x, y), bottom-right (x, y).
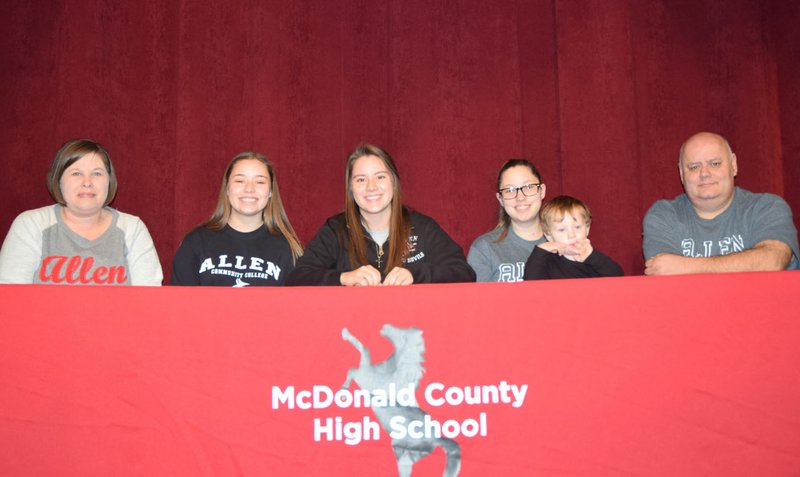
top-left (286, 210), bottom-right (476, 286)
top-left (523, 246), bottom-right (623, 280)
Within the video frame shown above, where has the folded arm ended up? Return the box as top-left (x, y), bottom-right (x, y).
top-left (644, 239), bottom-right (792, 275)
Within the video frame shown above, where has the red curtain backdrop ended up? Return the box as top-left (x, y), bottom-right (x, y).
top-left (2, 0), bottom-right (798, 278)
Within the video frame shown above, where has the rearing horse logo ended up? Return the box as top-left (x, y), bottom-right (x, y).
top-left (342, 325), bottom-right (461, 477)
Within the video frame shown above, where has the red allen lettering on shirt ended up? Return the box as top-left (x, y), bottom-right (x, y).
top-left (39, 255), bottom-right (127, 285)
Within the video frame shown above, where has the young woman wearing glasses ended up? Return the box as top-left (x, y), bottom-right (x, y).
top-left (467, 159), bottom-right (548, 282)
top-left (286, 143), bottom-right (475, 286)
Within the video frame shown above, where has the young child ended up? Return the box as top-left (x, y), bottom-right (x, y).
top-left (523, 195), bottom-right (623, 280)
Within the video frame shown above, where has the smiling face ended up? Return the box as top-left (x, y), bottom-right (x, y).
top-left (59, 152), bottom-right (110, 217)
top-left (496, 165), bottom-right (545, 226)
top-left (679, 133), bottom-right (738, 218)
top-left (350, 154), bottom-right (394, 228)
top-left (226, 158), bottom-right (271, 227)
top-left (543, 207), bottom-right (590, 245)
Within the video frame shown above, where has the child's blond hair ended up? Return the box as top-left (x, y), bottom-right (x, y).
top-left (540, 195), bottom-right (592, 236)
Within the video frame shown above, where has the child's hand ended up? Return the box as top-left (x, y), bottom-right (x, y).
top-left (564, 238), bottom-right (593, 262)
top-left (537, 241), bottom-right (567, 255)
top-left (539, 240), bottom-right (593, 262)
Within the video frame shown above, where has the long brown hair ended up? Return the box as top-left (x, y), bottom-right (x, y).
top-left (494, 159), bottom-right (543, 242)
top-left (202, 152), bottom-right (303, 261)
top-left (344, 144), bottom-right (411, 272)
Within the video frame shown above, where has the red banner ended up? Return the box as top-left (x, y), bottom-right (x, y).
top-left (2, 273), bottom-right (800, 476)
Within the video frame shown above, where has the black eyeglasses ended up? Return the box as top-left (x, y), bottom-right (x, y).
top-left (498, 183), bottom-right (542, 200)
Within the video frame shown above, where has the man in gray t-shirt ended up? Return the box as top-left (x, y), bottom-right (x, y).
top-left (643, 132), bottom-right (799, 275)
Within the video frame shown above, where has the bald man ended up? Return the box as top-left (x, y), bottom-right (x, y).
top-left (643, 132), bottom-right (799, 275)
